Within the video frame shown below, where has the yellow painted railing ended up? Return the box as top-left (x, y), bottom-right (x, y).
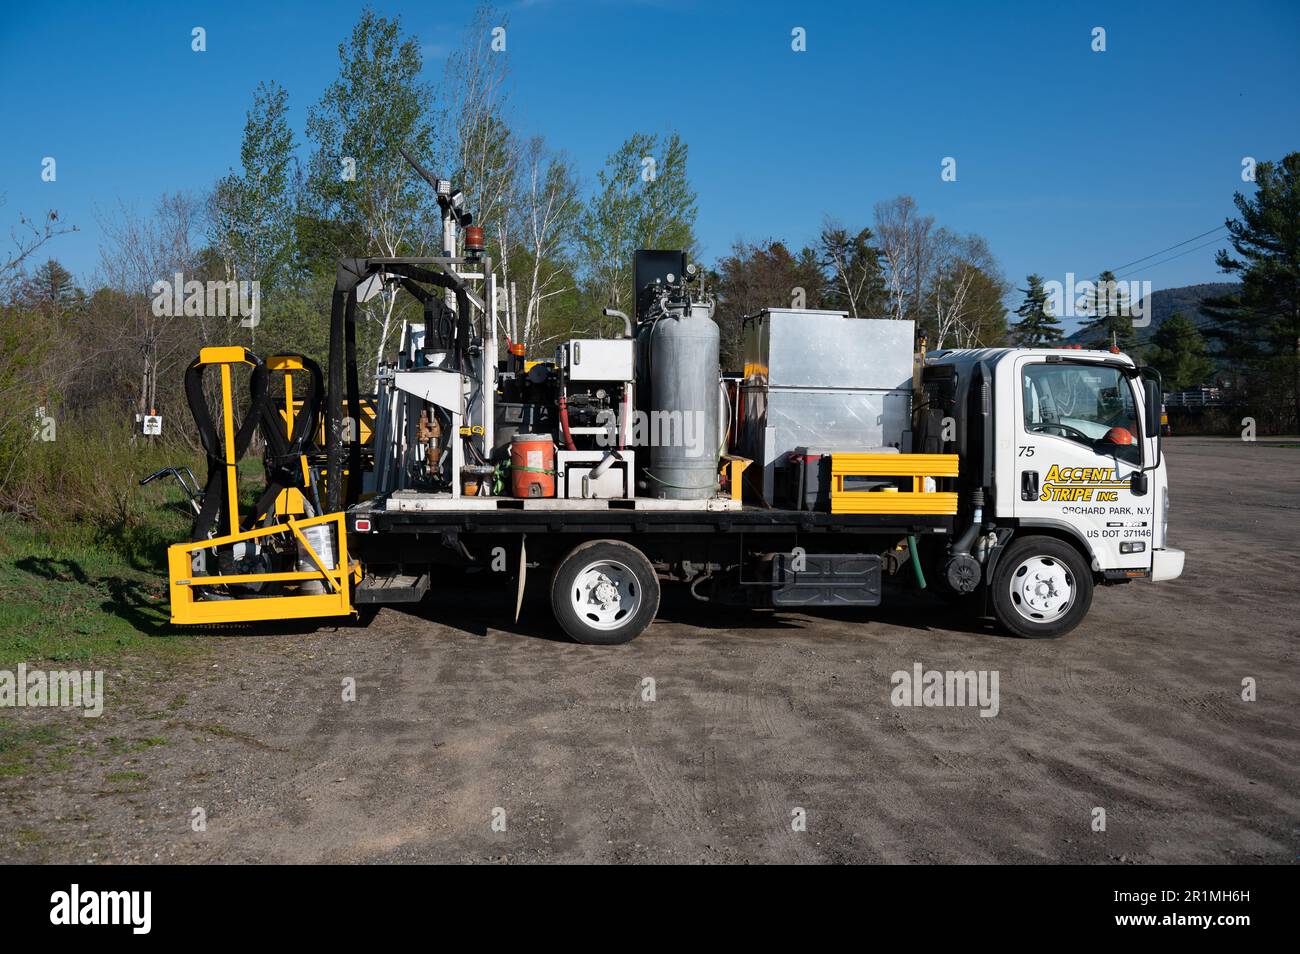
top-left (830, 453), bottom-right (960, 515)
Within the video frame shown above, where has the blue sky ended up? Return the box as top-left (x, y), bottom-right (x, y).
top-left (2, 0), bottom-right (1298, 312)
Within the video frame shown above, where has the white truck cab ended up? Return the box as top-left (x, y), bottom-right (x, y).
top-left (925, 347), bottom-right (1184, 637)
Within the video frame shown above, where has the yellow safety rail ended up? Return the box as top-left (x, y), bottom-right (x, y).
top-left (167, 511), bottom-right (356, 625)
top-left (830, 453), bottom-right (960, 515)
top-left (266, 354), bottom-right (313, 518)
top-left (198, 345), bottom-right (257, 539)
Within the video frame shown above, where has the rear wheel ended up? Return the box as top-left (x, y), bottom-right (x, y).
top-left (990, 535), bottom-right (1093, 639)
top-left (550, 540), bottom-right (660, 645)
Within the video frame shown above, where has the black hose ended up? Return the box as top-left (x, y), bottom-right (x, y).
top-left (185, 350), bottom-right (269, 541)
top-left (951, 487), bottom-right (986, 555)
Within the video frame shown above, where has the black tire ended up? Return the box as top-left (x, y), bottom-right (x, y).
top-left (549, 540), bottom-right (660, 645)
top-left (990, 535), bottom-right (1093, 639)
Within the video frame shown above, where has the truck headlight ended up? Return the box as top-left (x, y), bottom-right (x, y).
top-left (1158, 488), bottom-right (1169, 547)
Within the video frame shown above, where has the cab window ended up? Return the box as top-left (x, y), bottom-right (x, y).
top-left (1022, 363), bottom-right (1141, 465)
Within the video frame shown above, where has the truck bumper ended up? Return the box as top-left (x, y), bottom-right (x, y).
top-left (1151, 547), bottom-right (1185, 582)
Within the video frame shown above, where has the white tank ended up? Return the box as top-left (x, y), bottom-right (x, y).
top-left (642, 301), bottom-right (720, 499)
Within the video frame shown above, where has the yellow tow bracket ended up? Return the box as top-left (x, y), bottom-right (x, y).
top-left (167, 512), bottom-right (357, 625)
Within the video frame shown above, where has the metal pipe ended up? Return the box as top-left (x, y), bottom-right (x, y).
top-left (602, 308), bottom-right (633, 339)
top-left (951, 487), bottom-right (986, 555)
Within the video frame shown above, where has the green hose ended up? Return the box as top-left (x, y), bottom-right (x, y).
top-left (907, 534), bottom-right (927, 589)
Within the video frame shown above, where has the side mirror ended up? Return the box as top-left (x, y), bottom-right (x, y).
top-left (1142, 373), bottom-right (1163, 468)
top-left (1143, 378), bottom-right (1161, 436)
top-left (1130, 471), bottom-right (1148, 495)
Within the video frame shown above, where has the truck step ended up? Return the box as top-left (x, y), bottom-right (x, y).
top-left (355, 571), bottom-right (430, 604)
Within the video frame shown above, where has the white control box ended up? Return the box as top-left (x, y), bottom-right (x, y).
top-left (563, 339), bottom-right (633, 382)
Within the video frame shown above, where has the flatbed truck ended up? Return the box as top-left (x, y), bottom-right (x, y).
top-left (151, 160), bottom-right (1183, 645)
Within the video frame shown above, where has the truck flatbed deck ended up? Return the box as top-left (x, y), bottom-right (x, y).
top-left (350, 494), bottom-right (955, 536)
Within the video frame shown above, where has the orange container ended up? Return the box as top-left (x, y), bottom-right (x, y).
top-left (510, 434), bottom-right (555, 498)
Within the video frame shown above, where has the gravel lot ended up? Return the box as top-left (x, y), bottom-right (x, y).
top-left (2, 437), bottom-right (1297, 864)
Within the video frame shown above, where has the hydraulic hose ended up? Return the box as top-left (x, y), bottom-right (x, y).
top-left (557, 391), bottom-right (577, 451)
top-left (907, 534), bottom-right (927, 590)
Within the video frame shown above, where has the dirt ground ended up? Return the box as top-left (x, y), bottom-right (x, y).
top-left (2, 437), bottom-right (1297, 864)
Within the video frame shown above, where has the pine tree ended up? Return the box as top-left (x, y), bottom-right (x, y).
top-left (1011, 273), bottom-right (1062, 346)
top-left (20, 259), bottom-right (86, 322)
top-left (1202, 152), bottom-right (1300, 430)
top-left (1081, 269), bottom-right (1137, 351)
top-left (1147, 312), bottom-right (1214, 391)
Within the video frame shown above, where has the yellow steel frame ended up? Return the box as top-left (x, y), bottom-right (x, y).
top-left (167, 511), bottom-right (356, 624)
top-left (720, 454), bottom-right (752, 502)
top-left (266, 354), bottom-right (311, 518)
top-left (196, 345), bottom-right (252, 539)
top-left (169, 347), bottom-right (357, 625)
top-left (830, 453), bottom-right (960, 515)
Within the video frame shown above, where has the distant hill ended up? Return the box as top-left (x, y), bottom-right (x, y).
top-left (1063, 282), bottom-right (1240, 347)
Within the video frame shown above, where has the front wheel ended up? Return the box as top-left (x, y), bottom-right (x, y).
top-left (990, 535), bottom-right (1093, 639)
top-left (550, 540), bottom-right (660, 645)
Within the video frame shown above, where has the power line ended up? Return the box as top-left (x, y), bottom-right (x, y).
top-left (1115, 235), bottom-right (1226, 281)
top-left (1106, 224), bottom-right (1228, 275)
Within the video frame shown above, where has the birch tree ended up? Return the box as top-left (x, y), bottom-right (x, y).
top-left (97, 193), bottom-right (204, 431)
top-left (579, 132), bottom-right (696, 313)
top-left (818, 221), bottom-right (887, 319)
top-left (207, 80), bottom-right (296, 344)
top-left (305, 10), bottom-right (438, 376)
top-left (872, 196), bottom-right (935, 323)
top-left (927, 232), bottom-right (1003, 348)
top-left (440, 4), bottom-right (517, 247)
top-left (514, 137), bottom-right (580, 348)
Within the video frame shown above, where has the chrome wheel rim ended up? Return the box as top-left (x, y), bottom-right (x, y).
top-left (1008, 555), bottom-right (1074, 623)
top-left (571, 559), bottom-right (640, 631)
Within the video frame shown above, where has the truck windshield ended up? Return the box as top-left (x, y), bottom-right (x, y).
top-left (1022, 362), bottom-right (1141, 465)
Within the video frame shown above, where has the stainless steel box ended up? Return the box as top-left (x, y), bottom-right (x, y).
top-left (742, 309), bottom-right (914, 390)
top-left (562, 338), bottom-right (634, 382)
top-left (739, 310), bottom-right (915, 504)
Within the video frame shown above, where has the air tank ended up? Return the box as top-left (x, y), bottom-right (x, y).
top-left (640, 300), bottom-right (721, 499)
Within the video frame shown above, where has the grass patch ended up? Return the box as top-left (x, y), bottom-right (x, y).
top-left (104, 770), bottom-right (147, 783)
top-left (0, 451), bottom-right (233, 667)
top-left (0, 514), bottom-right (205, 667)
top-left (0, 720), bottom-right (73, 778)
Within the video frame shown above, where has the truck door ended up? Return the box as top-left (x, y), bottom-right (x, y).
top-left (1011, 357), bottom-right (1154, 575)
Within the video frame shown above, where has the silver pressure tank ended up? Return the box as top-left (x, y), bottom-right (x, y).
top-left (643, 301), bottom-right (721, 499)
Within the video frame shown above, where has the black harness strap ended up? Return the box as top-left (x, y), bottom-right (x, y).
top-left (248, 355), bottom-right (324, 528)
top-left (184, 350), bottom-right (269, 542)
